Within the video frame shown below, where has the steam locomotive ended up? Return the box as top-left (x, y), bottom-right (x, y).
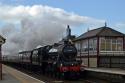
top-left (2, 26), bottom-right (85, 79)
top-left (43, 40), bottom-right (83, 79)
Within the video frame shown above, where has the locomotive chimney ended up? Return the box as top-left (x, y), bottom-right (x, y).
top-left (66, 25), bottom-right (71, 39)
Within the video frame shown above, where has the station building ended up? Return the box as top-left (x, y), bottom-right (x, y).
top-left (74, 26), bottom-right (125, 68)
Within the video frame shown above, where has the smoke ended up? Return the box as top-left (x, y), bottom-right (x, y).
top-left (1, 18), bottom-right (67, 55)
top-left (0, 5), bottom-right (104, 55)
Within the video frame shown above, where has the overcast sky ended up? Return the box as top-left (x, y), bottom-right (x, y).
top-left (0, 0), bottom-right (125, 55)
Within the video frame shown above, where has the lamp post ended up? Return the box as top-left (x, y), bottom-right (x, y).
top-left (0, 45), bottom-right (2, 80)
top-left (0, 37), bottom-right (6, 80)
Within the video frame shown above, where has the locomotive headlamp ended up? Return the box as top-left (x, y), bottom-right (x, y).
top-left (53, 62), bottom-right (56, 64)
top-left (72, 64), bottom-right (73, 66)
top-left (60, 63), bottom-right (63, 67)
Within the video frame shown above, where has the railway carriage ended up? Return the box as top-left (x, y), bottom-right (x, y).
top-left (18, 51), bottom-right (32, 70)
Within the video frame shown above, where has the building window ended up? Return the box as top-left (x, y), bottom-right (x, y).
top-left (89, 39), bottom-right (93, 51)
top-left (100, 37), bottom-right (123, 51)
top-left (112, 39), bottom-right (117, 51)
top-left (87, 38), bottom-right (97, 51)
top-left (93, 39), bottom-right (97, 51)
top-left (81, 40), bottom-right (88, 52)
top-left (75, 42), bottom-right (81, 52)
top-left (117, 39), bottom-right (123, 51)
top-left (106, 38), bottom-right (111, 51)
top-left (100, 38), bottom-right (106, 51)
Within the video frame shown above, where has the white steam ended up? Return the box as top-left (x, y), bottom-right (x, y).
top-left (0, 5), bottom-right (104, 55)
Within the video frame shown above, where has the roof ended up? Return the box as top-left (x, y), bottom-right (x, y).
top-left (75, 26), bottom-right (125, 41)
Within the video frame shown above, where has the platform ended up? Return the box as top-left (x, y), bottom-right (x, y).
top-left (85, 67), bottom-right (125, 82)
top-left (0, 65), bottom-right (45, 83)
top-left (85, 67), bottom-right (125, 75)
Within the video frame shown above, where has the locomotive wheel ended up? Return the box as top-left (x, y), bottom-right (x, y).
top-left (56, 72), bottom-right (61, 79)
top-left (57, 72), bottom-right (64, 79)
top-left (55, 71), bottom-right (59, 78)
top-left (52, 71), bottom-right (56, 78)
top-left (60, 72), bottom-right (65, 79)
top-left (57, 72), bottom-right (60, 79)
